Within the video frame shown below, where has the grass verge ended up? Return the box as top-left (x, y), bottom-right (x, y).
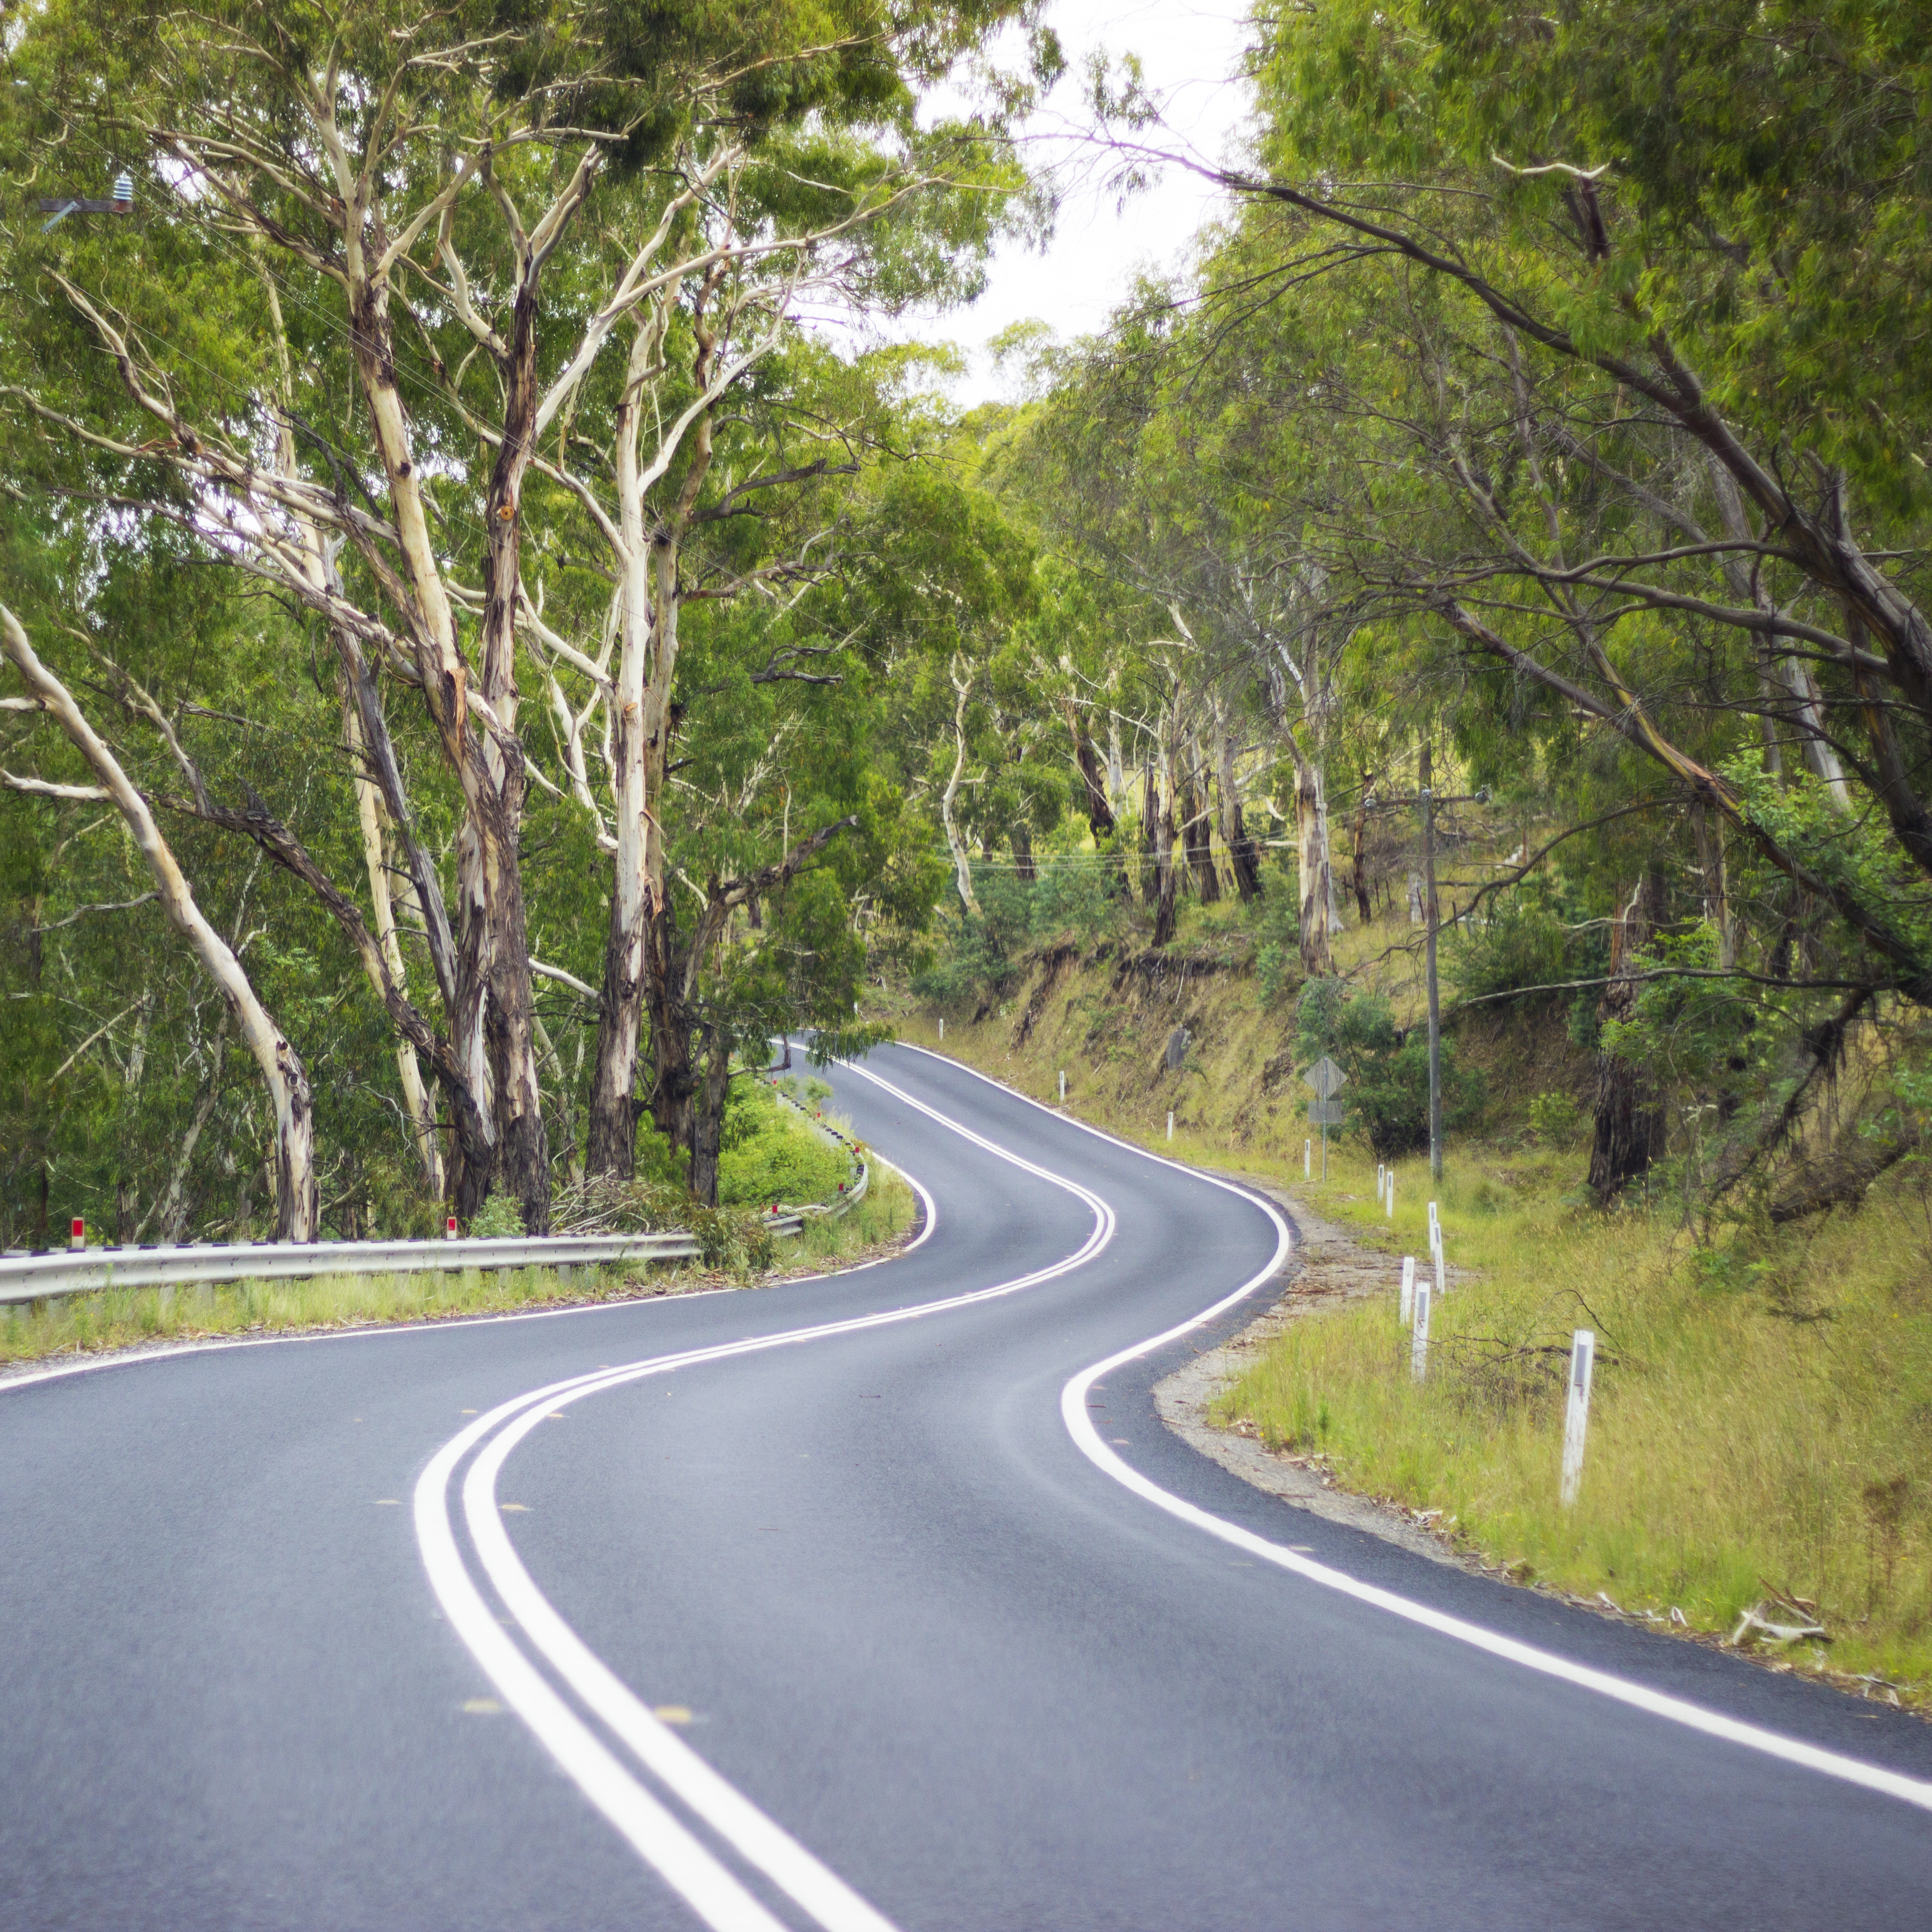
top-left (0, 1163), bottom-right (916, 1371)
top-left (889, 998), bottom-right (1932, 1709)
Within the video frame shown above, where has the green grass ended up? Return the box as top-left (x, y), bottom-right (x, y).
top-left (1228, 1143), bottom-right (1932, 1701)
top-left (0, 1159), bottom-right (916, 1369)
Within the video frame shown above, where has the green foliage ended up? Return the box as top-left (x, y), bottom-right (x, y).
top-left (1527, 1091), bottom-right (1585, 1145)
top-left (717, 1079), bottom-right (853, 1208)
top-left (1446, 883), bottom-right (1581, 1012)
top-left (1298, 979), bottom-right (1484, 1156)
top-left (467, 1192), bottom-right (527, 1239)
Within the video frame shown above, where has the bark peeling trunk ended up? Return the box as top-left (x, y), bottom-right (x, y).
top-left (1, 606), bottom-right (318, 1240)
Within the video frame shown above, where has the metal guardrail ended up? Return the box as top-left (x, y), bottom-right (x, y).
top-left (1, 1067), bottom-right (873, 1308)
top-left (0, 1227), bottom-right (733, 1308)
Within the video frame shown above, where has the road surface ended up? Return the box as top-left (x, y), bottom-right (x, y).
top-left (3, 1044), bottom-right (1929, 1929)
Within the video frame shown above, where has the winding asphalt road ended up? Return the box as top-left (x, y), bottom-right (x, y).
top-left (4, 1044), bottom-right (1930, 1930)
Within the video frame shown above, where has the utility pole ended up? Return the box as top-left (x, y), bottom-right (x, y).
top-left (1419, 737), bottom-right (1444, 1181)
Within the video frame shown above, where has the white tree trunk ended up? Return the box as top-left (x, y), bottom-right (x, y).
top-left (342, 696), bottom-right (444, 1197)
top-left (943, 660), bottom-right (982, 917)
top-left (1, 605), bottom-right (318, 1240)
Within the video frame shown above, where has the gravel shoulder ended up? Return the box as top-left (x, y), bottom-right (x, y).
top-left (1153, 1176), bottom-right (1470, 1568)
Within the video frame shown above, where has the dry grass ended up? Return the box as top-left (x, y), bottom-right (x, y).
top-left (884, 948), bottom-right (1932, 1706)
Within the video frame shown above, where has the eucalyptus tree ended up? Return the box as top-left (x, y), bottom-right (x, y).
top-left (3, 0), bottom-right (1050, 1221)
top-left (1090, 0), bottom-right (1932, 1009)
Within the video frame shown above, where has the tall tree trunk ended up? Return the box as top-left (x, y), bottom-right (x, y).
top-left (1150, 751), bottom-right (1178, 947)
top-left (1289, 742), bottom-right (1334, 974)
top-left (1178, 732), bottom-right (1220, 902)
top-left (1216, 709), bottom-right (1263, 902)
top-left (1589, 874), bottom-right (1669, 1200)
top-left (1689, 801), bottom-right (1736, 970)
top-left (342, 693), bottom-right (443, 1196)
top-left (1, 607), bottom-right (317, 1240)
top-left (1012, 821), bottom-right (1036, 882)
top-left (941, 659), bottom-right (982, 917)
top-left (1067, 703), bottom-right (1115, 838)
top-left (1351, 786), bottom-right (1375, 925)
top-left (688, 1026), bottom-right (733, 1209)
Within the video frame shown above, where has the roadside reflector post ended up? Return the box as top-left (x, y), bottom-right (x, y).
top-left (1377, 1163), bottom-right (1385, 1201)
top-left (938, 1017), bottom-right (944, 1040)
top-left (1059, 1069), bottom-right (1066, 1103)
top-left (1561, 1329), bottom-right (1596, 1505)
top-left (1427, 1200), bottom-right (1439, 1245)
top-left (1434, 1235), bottom-right (1446, 1301)
top-left (1304, 1138), bottom-right (1311, 1178)
top-left (70, 1216), bottom-right (85, 1252)
top-left (446, 1215), bottom-right (458, 1238)
top-left (1386, 1173), bottom-right (1394, 1220)
top-left (1410, 1280), bottom-right (1431, 1381)
top-left (1399, 1254), bottom-right (1415, 1325)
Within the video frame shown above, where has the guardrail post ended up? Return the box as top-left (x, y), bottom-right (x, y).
top-left (1561, 1329), bottom-right (1596, 1505)
top-left (69, 1216), bottom-right (85, 1252)
top-left (1410, 1279), bottom-right (1431, 1381)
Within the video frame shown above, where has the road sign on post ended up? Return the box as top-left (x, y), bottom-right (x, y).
top-left (1303, 1058), bottom-right (1348, 1180)
top-left (1304, 1056), bottom-right (1347, 1099)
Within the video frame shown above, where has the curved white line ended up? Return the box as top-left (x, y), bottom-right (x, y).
top-left (418, 1121), bottom-right (1119, 1931)
top-left (0, 1156), bottom-right (932, 1401)
top-left (892, 1041), bottom-right (1932, 1816)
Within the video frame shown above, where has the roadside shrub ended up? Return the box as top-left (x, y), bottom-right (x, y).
top-left (1297, 981), bottom-right (1484, 1156)
top-left (1253, 862), bottom-right (1304, 1002)
top-left (717, 1077), bottom-right (852, 1207)
top-left (1528, 1090), bottom-right (1585, 1144)
top-left (467, 1191), bottom-right (525, 1238)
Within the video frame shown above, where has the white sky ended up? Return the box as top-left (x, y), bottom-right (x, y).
top-left (886, 1), bottom-right (1259, 404)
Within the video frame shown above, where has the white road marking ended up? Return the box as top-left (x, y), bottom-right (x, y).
top-left (416, 1125), bottom-right (1121, 1932)
top-left (0, 1155), bottom-right (928, 1400)
top-left (897, 1043), bottom-right (1932, 1817)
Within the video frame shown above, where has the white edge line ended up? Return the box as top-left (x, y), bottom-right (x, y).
top-left (420, 1117), bottom-right (1116, 1932)
top-left (896, 1041), bottom-right (1932, 1817)
top-left (0, 1156), bottom-right (932, 1400)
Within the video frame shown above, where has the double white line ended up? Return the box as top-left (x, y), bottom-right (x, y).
top-left (416, 1051), bottom-right (1932, 1932)
top-left (412, 1063), bottom-right (1116, 1931)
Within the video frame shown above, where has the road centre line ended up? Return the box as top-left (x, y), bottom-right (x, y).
top-left (893, 1043), bottom-right (1932, 1817)
top-left (417, 1098), bottom-right (1128, 1932)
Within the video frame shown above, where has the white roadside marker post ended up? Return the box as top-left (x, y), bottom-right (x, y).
top-left (1059, 1070), bottom-right (1066, 1103)
top-left (1561, 1329), bottom-right (1597, 1505)
top-left (938, 1017), bottom-right (944, 1041)
top-left (1427, 1200), bottom-right (1439, 1247)
top-left (1377, 1162), bottom-right (1386, 1204)
top-left (1410, 1279), bottom-right (1431, 1381)
top-left (1399, 1254), bottom-right (1415, 1325)
top-left (1386, 1172), bottom-right (1395, 1220)
top-left (70, 1216), bottom-right (85, 1252)
top-left (1167, 1111), bottom-right (1175, 1142)
top-left (1304, 1139), bottom-right (1311, 1177)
